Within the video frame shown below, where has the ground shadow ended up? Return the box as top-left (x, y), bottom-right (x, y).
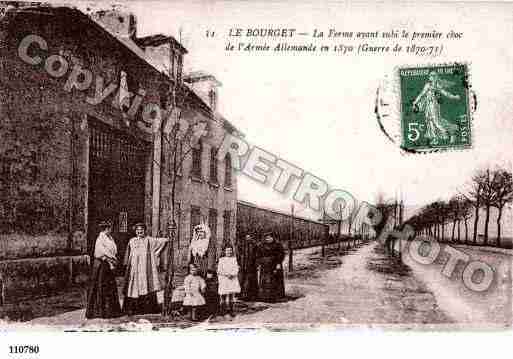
top-left (286, 244), bottom-right (366, 281)
top-left (1, 286), bottom-right (85, 322)
top-left (366, 244), bottom-right (411, 277)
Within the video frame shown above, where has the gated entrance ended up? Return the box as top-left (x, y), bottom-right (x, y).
top-left (87, 118), bottom-right (149, 263)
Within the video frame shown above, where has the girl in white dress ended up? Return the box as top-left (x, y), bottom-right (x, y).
top-left (217, 246), bottom-right (241, 317)
top-left (183, 263), bottom-right (206, 321)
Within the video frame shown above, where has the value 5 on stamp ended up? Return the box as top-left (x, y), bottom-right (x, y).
top-left (399, 64), bottom-right (471, 151)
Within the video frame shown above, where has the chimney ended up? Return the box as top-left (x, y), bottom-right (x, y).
top-left (90, 5), bottom-right (137, 40)
top-left (134, 35), bottom-right (187, 82)
top-left (183, 71), bottom-right (222, 112)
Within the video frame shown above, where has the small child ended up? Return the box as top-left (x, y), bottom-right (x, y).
top-left (217, 246), bottom-right (241, 317)
top-left (183, 263), bottom-right (206, 321)
top-left (204, 269), bottom-right (220, 318)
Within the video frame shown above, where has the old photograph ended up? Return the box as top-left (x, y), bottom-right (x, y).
top-left (0, 0), bottom-right (512, 336)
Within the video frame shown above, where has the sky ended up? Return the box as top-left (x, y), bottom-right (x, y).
top-left (75, 0), bottom-right (513, 219)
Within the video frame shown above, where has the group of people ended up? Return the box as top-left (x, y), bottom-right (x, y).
top-left (85, 220), bottom-right (286, 321)
top-left (181, 231), bottom-right (287, 321)
top-left (86, 221), bottom-right (170, 319)
top-left (239, 233), bottom-right (286, 303)
top-left (182, 246), bottom-right (241, 320)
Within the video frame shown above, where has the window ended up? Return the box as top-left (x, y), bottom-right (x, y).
top-left (120, 137), bottom-right (145, 179)
top-left (28, 151), bottom-right (38, 182)
top-left (166, 123), bottom-right (183, 175)
top-left (159, 82), bottom-right (169, 110)
top-left (0, 157), bottom-right (11, 188)
top-left (118, 70), bottom-right (131, 112)
top-left (177, 54), bottom-right (183, 83)
top-left (90, 125), bottom-right (114, 160)
top-left (0, 158), bottom-right (11, 214)
top-left (169, 45), bottom-right (183, 82)
top-left (208, 89), bottom-right (217, 110)
top-left (174, 202), bottom-right (181, 246)
top-left (175, 141), bottom-right (183, 175)
top-left (191, 139), bottom-right (202, 179)
top-left (223, 210), bottom-right (231, 248)
top-left (174, 53), bottom-right (181, 81)
top-left (119, 211), bottom-right (128, 233)
top-left (209, 147), bottom-right (218, 184)
top-left (224, 153), bottom-right (232, 188)
top-left (170, 49), bottom-right (176, 79)
top-left (208, 209), bottom-right (218, 262)
top-left (190, 205), bottom-right (201, 241)
top-left (160, 202), bottom-right (181, 271)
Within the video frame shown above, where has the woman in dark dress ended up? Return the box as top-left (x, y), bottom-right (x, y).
top-left (204, 269), bottom-right (220, 318)
top-left (256, 232), bottom-right (285, 302)
top-left (86, 221), bottom-right (122, 319)
top-left (240, 235), bottom-right (259, 301)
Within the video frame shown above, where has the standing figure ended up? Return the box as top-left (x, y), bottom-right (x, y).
top-left (189, 224), bottom-right (211, 277)
top-left (256, 232), bottom-right (285, 302)
top-left (122, 222), bottom-right (169, 315)
top-left (217, 246), bottom-right (241, 317)
top-left (183, 263), bottom-right (206, 321)
top-left (86, 221), bottom-right (122, 319)
top-left (412, 71), bottom-right (461, 145)
top-left (204, 269), bottom-right (219, 318)
top-left (240, 234), bottom-right (259, 301)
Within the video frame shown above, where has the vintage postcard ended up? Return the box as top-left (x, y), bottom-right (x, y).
top-left (0, 0), bottom-right (512, 341)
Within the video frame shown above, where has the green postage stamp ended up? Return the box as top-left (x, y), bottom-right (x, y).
top-left (399, 64), bottom-right (472, 151)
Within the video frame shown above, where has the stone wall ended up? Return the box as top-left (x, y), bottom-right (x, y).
top-left (0, 255), bottom-right (89, 301)
top-left (236, 201), bottom-right (328, 250)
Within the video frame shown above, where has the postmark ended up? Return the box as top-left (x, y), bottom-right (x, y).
top-left (375, 63), bottom-right (475, 154)
top-left (399, 63), bottom-right (472, 151)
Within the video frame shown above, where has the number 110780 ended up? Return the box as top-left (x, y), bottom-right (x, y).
top-left (9, 345), bottom-right (40, 354)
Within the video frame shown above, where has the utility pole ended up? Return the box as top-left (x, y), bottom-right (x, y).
top-left (401, 198), bottom-right (404, 225)
top-left (337, 203), bottom-right (343, 251)
top-left (399, 200), bottom-right (403, 226)
top-left (393, 200), bottom-right (397, 228)
top-left (321, 209), bottom-right (326, 257)
top-left (288, 204), bottom-right (294, 272)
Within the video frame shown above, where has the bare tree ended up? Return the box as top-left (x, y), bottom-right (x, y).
top-left (454, 195), bottom-right (471, 243)
top-left (410, 167), bottom-right (511, 248)
top-left (490, 168), bottom-right (513, 246)
top-left (347, 202), bottom-right (359, 236)
top-left (434, 200), bottom-right (449, 241)
top-left (160, 68), bottom-right (209, 316)
top-left (460, 198), bottom-right (472, 244)
top-left (462, 170), bottom-right (486, 244)
top-left (411, 201), bottom-right (445, 240)
top-left (480, 169), bottom-right (499, 245)
top-left (371, 194), bottom-right (395, 238)
top-left (448, 196), bottom-right (460, 242)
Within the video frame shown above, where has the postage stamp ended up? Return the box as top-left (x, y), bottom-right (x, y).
top-left (398, 64), bottom-right (472, 151)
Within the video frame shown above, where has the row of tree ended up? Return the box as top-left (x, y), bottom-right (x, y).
top-left (407, 167), bottom-right (513, 247)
